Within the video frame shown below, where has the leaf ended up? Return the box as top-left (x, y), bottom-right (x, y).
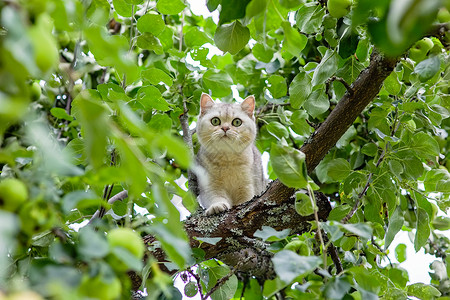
top-left (252, 43), bottom-right (274, 63)
top-left (281, 22), bottom-right (307, 57)
top-left (295, 3), bottom-right (326, 34)
top-left (156, 0), bottom-right (186, 15)
top-left (340, 223), bottom-right (372, 240)
top-left (311, 49), bottom-right (338, 86)
top-left (303, 88), bottom-right (330, 118)
top-left (218, 0), bottom-right (251, 25)
top-left (214, 21), bottom-right (250, 55)
top-left (254, 226), bottom-right (291, 242)
top-left (135, 85), bottom-right (170, 111)
top-left (265, 122), bottom-right (289, 139)
top-left (289, 70), bottom-right (312, 109)
top-left (158, 134), bottom-right (192, 169)
top-left (272, 250), bottom-right (321, 283)
top-left (112, 0), bottom-right (132, 17)
top-left (137, 32), bottom-right (164, 54)
top-left (384, 71), bottom-right (402, 95)
top-left (50, 107), bottom-right (73, 121)
top-left (194, 237), bottom-right (222, 245)
top-left (78, 227), bottom-right (109, 259)
top-left (148, 113), bottom-right (172, 132)
top-left (415, 56), bottom-right (440, 82)
top-left (267, 75), bottom-right (287, 98)
top-left (270, 142), bottom-right (308, 189)
top-left (327, 158), bottom-right (351, 181)
top-left (407, 283), bottom-right (441, 300)
top-left (141, 68), bottom-right (173, 86)
top-left (338, 30), bottom-right (360, 59)
top-left (295, 192), bottom-right (315, 216)
top-left (323, 276), bottom-right (352, 300)
top-left (185, 27), bottom-right (213, 48)
top-left (410, 132), bottom-right (440, 158)
top-left (206, 265), bottom-right (238, 300)
top-left (384, 207), bottom-right (404, 249)
top-left (137, 14), bottom-right (165, 36)
top-left (414, 208), bottom-right (430, 252)
top-left (202, 69), bottom-right (233, 97)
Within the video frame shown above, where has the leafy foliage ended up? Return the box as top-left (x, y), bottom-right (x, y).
top-left (0, 0), bottom-right (449, 299)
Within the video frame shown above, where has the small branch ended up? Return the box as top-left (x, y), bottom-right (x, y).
top-left (305, 119), bottom-right (319, 130)
top-left (204, 258), bottom-right (249, 299)
top-left (179, 97), bottom-right (198, 195)
top-left (88, 190), bottom-right (129, 224)
top-left (327, 243), bottom-right (343, 274)
top-left (308, 185), bottom-right (327, 268)
top-left (326, 76), bottom-right (354, 97)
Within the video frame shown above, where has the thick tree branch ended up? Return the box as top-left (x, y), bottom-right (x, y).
top-left (143, 50), bottom-right (400, 283)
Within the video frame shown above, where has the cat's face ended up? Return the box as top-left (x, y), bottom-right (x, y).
top-left (197, 94), bottom-right (256, 154)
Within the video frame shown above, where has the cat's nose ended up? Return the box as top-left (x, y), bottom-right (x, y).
top-left (222, 126), bottom-right (230, 132)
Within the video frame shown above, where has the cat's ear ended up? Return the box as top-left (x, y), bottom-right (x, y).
top-left (241, 95), bottom-right (255, 117)
top-left (200, 93), bottom-right (214, 115)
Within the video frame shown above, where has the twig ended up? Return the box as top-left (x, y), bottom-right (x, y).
top-left (186, 268), bottom-right (204, 299)
top-left (179, 96), bottom-right (198, 195)
top-left (204, 258), bottom-right (249, 299)
top-left (325, 76), bottom-right (354, 97)
top-left (327, 242), bottom-right (343, 274)
top-left (308, 184), bottom-right (327, 268)
top-left (88, 190), bottom-right (129, 224)
top-left (371, 237), bottom-right (393, 267)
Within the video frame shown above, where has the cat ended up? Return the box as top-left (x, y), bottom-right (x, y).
top-left (194, 93), bottom-right (266, 215)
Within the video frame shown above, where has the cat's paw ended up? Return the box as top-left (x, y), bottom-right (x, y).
top-left (205, 202), bottom-right (231, 216)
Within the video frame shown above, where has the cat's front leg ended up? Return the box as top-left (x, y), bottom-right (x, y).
top-left (199, 193), bottom-right (232, 215)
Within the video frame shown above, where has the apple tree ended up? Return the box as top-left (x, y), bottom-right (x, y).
top-left (0, 0), bottom-right (449, 299)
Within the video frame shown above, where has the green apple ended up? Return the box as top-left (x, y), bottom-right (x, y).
top-left (284, 240), bottom-right (310, 256)
top-left (409, 38), bottom-right (434, 62)
top-left (80, 275), bottom-right (121, 300)
top-left (327, 0), bottom-right (352, 19)
top-left (30, 81), bottom-right (42, 101)
top-left (107, 228), bottom-right (145, 259)
top-left (0, 178), bottom-right (28, 212)
top-left (28, 14), bottom-right (59, 74)
top-left (437, 8), bottom-right (450, 23)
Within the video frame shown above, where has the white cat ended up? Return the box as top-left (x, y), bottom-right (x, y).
top-left (195, 93), bottom-right (266, 215)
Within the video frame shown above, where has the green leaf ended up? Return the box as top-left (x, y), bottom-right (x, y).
top-left (265, 122), bottom-right (289, 139)
top-left (141, 68), bottom-right (174, 86)
top-left (410, 132), bottom-right (440, 158)
top-left (383, 71), bottom-right (401, 95)
top-left (270, 142), bottom-right (308, 189)
top-left (415, 56), bottom-right (440, 82)
top-left (303, 88), bottom-right (330, 118)
top-left (158, 134), bottom-right (192, 169)
top-left (71, 90), bottom-right (109, 170)
top-left (252, 43), bottom-right (274, 63)
top-left (407, 283), bottom-right (441, 300)
top-left (79, 227), bottom-right (109, 259)
top-left (289, 70), bottom-right (312, 109)
top-left (202, 69), bottom-right (233, 97)
top-left (295, 192), bottom-right (315, 216)
top-left (323, 276), bottom-right (352, 300)
top-left (414, 208), bottom-right (430, 252)
top-left (137, 14), bottom-right (166, 36)
top-left (218, 0), bottom-right (251, 25)
top-left (185, 27), bottom-right (213, 48)
top-left (112, 199), bottom-right (127, 216)
top-left (267, 75), bottom-right (287, 98)
top-left (137, 32), bottom-right (164, 54)
top-left (50, 107), bottom-right (73, 121)
top-left (327, 158), bottom-right (351, 181)
top-left (194, 237), bottom-right (222, 245)
top-left (281, 22), bottom-right (307, 57)
top-left (340, 223), bottom-right (372, 240)
top-left (245, 0), bottom-right (268, 19)
top-left (295, 3), bottom-right (325, 34)
top-left (206, 265), bottom-right (238, 300)
top-left (112, 0), bottom-right (132, 17)
top-left (384, 207), bottom-right (404, 249)
top-left (156, 0), bottom-right (186, 15)
top-left (254, 226), bottom-right (291, 242)
top-left (272, 250), bottom-right (321, 283)
top-left (214, 21), bottom-right (250, 55)
top-left (338, 30), bottom-right (360, 59)
top-left (311, 49), bottom-right (338, 86)
top-left (148, 113), bottom-right (172, 132)
top-left (135, 86), bottom-right (170, 111)
top-left (432, 216), bottom-right (450, 231)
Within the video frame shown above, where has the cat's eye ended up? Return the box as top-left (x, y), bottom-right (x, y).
top-left (211, 117), bottom-right (221, 126)
top-left (232, 118), bottom-right (242, 127)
